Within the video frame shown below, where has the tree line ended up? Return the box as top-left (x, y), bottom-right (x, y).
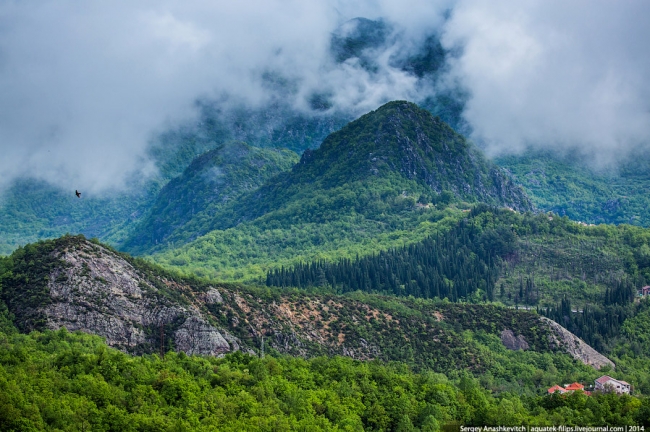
top-left (267, 208), bottom-right (517, 302)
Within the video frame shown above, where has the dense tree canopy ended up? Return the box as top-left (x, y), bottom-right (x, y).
top-left (0, 328), bottom-right (648, 430)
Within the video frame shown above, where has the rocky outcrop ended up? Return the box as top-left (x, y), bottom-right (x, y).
top-left (173, 316), bottom-right (230, 356)
top-left (38, 241), bottom-right (237, 356)
top-left (541, 317), bottom-right (615, 370)
top-left (203, 287), bottom-right (223, 304)
top-left (501, 329), bottom-right (530, 350)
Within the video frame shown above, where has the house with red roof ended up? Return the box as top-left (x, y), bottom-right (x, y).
top-left (641, 286), bottom-right (650, 296)
top-left (547, 382), bottom-right (591, 396)
top-left (547, 385), bottom-right (566, 394)
top-left (595, 376), bottom-right (631, 394)
top-left (564, 382), bottom-right (585, 392)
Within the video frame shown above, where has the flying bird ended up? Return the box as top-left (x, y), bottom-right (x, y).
top-left (75, 190), bottom-right (81, 198)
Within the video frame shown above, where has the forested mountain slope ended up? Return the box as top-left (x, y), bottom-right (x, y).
top-left (211, 101), bottom-right (531, 228)
top-left (2, 330), bottom-right (648, 430)
top-left (150, 102), bottom-right (531, 281)
top-left (0, 235), bottom-right (616, 392)
top-left (267, 204), bottom-right (650, 393)
top-left (498, 152), bottom-right (650, 227)
top-left (121, 142), bottom-right (298, 254)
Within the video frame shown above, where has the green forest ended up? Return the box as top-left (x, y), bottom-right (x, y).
top-left (1, 233), bottom-right (650, 429)
top-left (266, 205), bottom-right (515, 300)
top-left (0, 327), bottom-right (648, 431)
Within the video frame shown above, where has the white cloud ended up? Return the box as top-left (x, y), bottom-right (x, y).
top-left (1, 0), bottom-right (648, 194)
top-left (0, 0), bottom-right (340, 193)
top-left (442, 0), bottom-right (650, 165)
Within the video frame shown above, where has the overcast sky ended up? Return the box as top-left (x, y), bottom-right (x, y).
top-left (0, 0), bottom-right (648, 193)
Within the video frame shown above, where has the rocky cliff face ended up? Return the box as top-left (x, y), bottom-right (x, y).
top-left (40, 241), bottom-right (235, 356)
top-left (3, 235), bottom-right (611, 372)
top-left (541, 317), bottom-right (615, 370)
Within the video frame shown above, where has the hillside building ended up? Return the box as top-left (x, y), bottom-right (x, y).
top-left (564, 382), bottom-right (585, 392)
top-left (594, 376), bottom-right (631, 394)
top-left (547, 382), bottom-right (591, 396)
top-left (547, 385), bottom-right (566, 394)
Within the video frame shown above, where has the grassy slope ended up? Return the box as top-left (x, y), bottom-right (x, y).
top-left (257, 204), bottom-right (650, 354)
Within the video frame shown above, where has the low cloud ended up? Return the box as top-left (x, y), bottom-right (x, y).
top-left (0, 0), bottom-right (648, 194)
top-left (442, 0), bottom-right (650, 166)
top-left (0, 0), bottom-right (452, 193)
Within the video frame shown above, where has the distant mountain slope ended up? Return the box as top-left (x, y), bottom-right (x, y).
top-left (497, 152), bottom-right (650, 226)
top-left (0, 178), bottom-right (153, 255)
top-left (121, 142), bottom-right (298, 254)
top-left (0, 235), bottom-right (613, 380)
top-left (149, 102), bottom-right (531, 280)
top-left (211, 101), bottom-right (531, 230)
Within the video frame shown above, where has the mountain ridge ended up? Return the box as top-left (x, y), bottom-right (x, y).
top-left (0, 235), bottom-right (613, 376)
top-left (121, 141), bottom-right (298, 254)
top-left (188, 101), bottom-right (531, 239)
top-left (144, 102), bottom-right (533, 281)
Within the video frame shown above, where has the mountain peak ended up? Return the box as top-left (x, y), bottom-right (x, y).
top-left (293, 100), bottom-right (531, 210)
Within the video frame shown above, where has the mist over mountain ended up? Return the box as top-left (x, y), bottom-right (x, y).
top-left (2, 0), bottom-right (648, 193)
top-left (1, 1), bottom-right (650, 257)
top-left (123, 141), bottom-right (298, 254)
top-left (0, 3), bottom-right (453, 192)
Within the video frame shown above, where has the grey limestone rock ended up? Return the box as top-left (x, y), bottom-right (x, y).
top-left (174, 316), bottom-right (230, 356)
top-left (541, 317), bottom-right (615, 370)
top-left (204, 287), bottom-right (223, 304)
top-left (33, 241), bottom-right (240, 357)
top-left (500, 329), bottom-right (530, 350)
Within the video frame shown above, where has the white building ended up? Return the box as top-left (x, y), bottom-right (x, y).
top-left (594, 376), bottom-right (631, 394)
